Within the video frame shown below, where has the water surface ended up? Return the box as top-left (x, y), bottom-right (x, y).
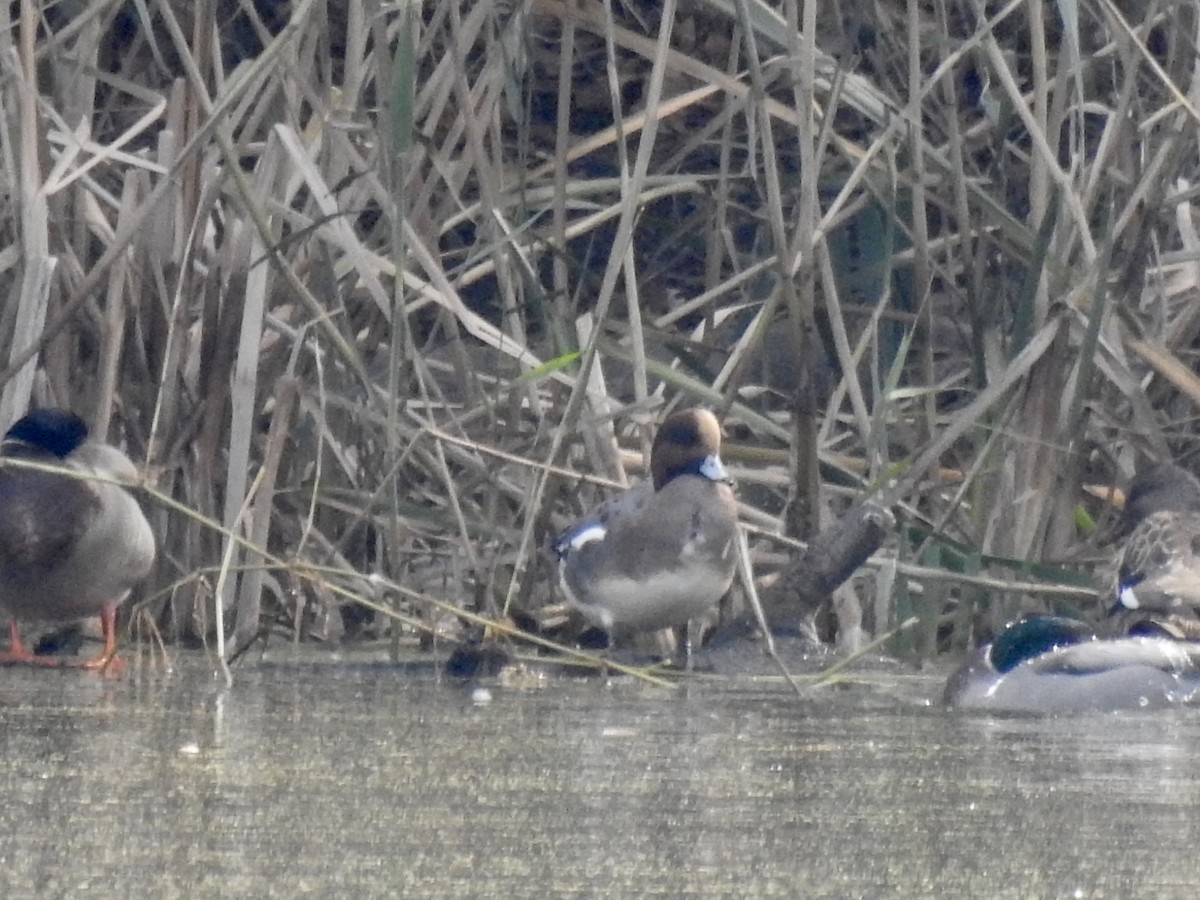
top-left (0, 648), bottom-right (1197, 898)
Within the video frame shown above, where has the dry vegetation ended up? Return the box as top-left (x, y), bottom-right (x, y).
top-left (1, 0), bottom-right (1198, 662)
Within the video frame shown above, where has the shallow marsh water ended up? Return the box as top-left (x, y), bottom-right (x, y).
top-left (0, 645), bottom-right (1199, 898)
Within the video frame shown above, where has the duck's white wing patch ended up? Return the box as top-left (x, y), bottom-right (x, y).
top-left (1118, 584), bottom-right (1141, 609)
top-left (565, 522), bottom-right (607, 551)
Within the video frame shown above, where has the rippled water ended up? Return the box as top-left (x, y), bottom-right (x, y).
top-left (1, 646), bottom-right (1199, 898)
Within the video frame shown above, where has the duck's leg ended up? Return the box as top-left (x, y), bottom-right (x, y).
top-left (676, 622), bottom-right (694, 670)
top-left (0, 621), bottom-right (63, 666)
top-left (75, 605), bottom-right (124, 675)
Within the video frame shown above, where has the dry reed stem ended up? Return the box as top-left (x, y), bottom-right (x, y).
top-left (0, 0), bottom-right (1197, 663)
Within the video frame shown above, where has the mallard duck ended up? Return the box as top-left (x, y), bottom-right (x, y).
top-left (0, 409), bottom-right (155, 670)
top-left (554, 407), bottom-right (739, 640)
top-left (1108, 463), bottom-right (1200, 621)
top-left (944, 615), bottom-right (1200, 713)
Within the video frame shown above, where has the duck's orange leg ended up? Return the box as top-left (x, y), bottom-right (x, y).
top-left (76, 605), bottom-right (125, 676)
top-left (0, 621), bottom-right (63, 666)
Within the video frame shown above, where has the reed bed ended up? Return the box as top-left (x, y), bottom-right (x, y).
top-left (0, 0), bottom-right (1195, 663)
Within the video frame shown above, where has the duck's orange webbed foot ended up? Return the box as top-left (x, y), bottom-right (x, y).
top-left (76, 652), bottom-right (125, 677)
top-left (0, 621), bottom-right (65, 667)
top-left (72, 606), bottom-right (126, 677)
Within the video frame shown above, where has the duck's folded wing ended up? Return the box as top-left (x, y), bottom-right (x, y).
top-left (553, 480), bottom-right (654, 557)
top-left (1028, 637), bottom-right (1200, 675)
top-left (0, 470), bottom-right (96, 578)
top-left (1114, 512), bottom-right (1200, 611)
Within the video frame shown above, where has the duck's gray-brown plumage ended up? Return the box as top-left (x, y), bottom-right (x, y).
top-left (555, 408), bottom-right (739, 637)
top-left (0, 409), bottom-right (155, 667)
top-left (1109, 463), bottom-right (1200, 619)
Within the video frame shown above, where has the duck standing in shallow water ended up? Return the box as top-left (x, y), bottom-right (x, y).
top-left (1108, 462), bottom-right (1200, 631)
top-left (554, 408), bottom-right (739, 647)
top-left (944, 615), bottom-right (1200, 713)
top-left (0, 409), bottom-right (155, 671)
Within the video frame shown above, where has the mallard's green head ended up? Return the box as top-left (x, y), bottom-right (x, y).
top-left (987, 615), bottom-right (1095, 673)
top-left (3, 409), bottom-right (88, 459)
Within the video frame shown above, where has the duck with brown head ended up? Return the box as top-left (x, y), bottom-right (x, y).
top-left (0, 409), bottom-right (155, 672)
top-left (554, 408), bottom-right (739, 642)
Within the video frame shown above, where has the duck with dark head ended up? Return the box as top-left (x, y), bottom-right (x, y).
top-left (946, 462), bottom-right (1200, 712)
top-left (944, 615), bottom-right (1200, 713)
top-left (1107, 462), bottom-right (1200, 636)
top-left (0, 409), bottom-right (155, 672)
